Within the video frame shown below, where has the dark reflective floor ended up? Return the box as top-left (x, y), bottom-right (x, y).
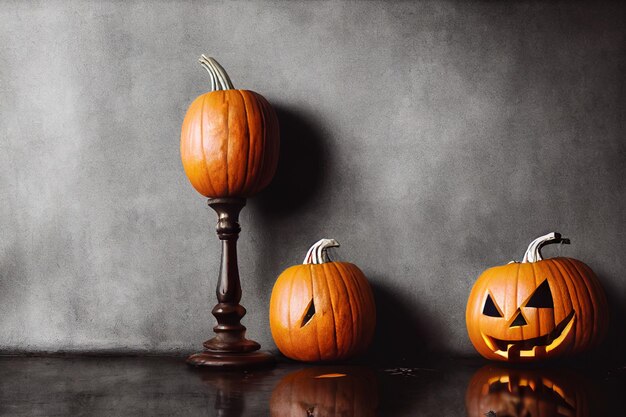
top-left (0, 355), bottom-right (624, 416)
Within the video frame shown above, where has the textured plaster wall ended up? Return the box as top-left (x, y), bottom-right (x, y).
top-left (1, 1), bottom-right (624, 358)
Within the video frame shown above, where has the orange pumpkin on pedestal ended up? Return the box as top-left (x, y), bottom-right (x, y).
top-left (466, 232), bottom-right (608, 362)
top-left (269, 239), bottom-right (376, 362)
top-left (180, 55), bottom-right (279, 198)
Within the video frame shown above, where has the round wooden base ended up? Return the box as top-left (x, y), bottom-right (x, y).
top-left (186, 351), bottom-right (274, 369)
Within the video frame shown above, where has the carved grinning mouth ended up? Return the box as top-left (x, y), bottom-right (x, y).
top-left (482, 311), bottom-right (575, 359)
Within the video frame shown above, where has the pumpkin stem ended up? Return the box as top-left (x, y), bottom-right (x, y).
top-left (522, 232), bottom-right (570, 263)
top-left (199, 55), bottom-right (234, 91)
top-left (303, 239), bottom-right (340, 264)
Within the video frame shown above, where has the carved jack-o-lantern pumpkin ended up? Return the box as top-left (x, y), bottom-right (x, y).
top-left (465, 365), bottom-right (589, 417)
top-left (466, 232), bottom-right (608, 361)
top-left (270, 366), bottom-right (378, 417)
top-left (269, 239), bottom-right (376, 362)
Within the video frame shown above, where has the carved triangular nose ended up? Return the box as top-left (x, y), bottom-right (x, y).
top-left (510, 311), bottom-right (527, 327)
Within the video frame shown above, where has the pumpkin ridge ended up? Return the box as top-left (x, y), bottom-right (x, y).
top-left (551, 259), bottom-right (582, 352)
top-left (310, 265), bottom-right (324, 361)
top-left (344, 263), bottom-right (365, 355)
top-left (478, 268), bottom-right (501, 359)
top-left (563, 258), bottom-right (598, 341)
top-left (323, 262), bottom-right (344, 358)
top-left (285, 265), bottom-right (297, 357)
top-left (245, 92), bottom-right (262, 195)
top-left (504, 262), bottom-right (518, 341)
top-left (248, 91), bottom-right (267, 195)
top-left (544, 259), bottom-right (572, 352)
top-left (529, 262), bottom-right (540, 341)
top-left (561, 258), bottom-right (595, 350)
top-left (514, 262), bottom-right (522, 343)
top-left (223, 92), bottom-right (230, 195)
top-left (321, 262), bottom-right (340, 359)
top-left (537, 264), bottom-right (556, 342)
top-left (344, 263), bottom-right (366, 353)
top-left (304, 265), bottom-right (319, 361)
top-left (526, 265), bottom-right (536, 337)
top-left (331, 262), bottom-right (355, 358)
top-left (334, 262), bottom-right (358, 357)
top-left (553, 261), bottom-right (571, 323)
top-left (562, 258), bottom-right (593, 351)
top-left (552, 262), bottom-right (567, 339)
top-left (499, 268), bottom-right (509, 339)
top-left (535, 264), bottom-right (556, 341)
top-left (199, 94), bottom-right (218, 196)
top-left (237, 90), bottom-right (251, 194)
top-left (269, 266), bottom-right (288, 355)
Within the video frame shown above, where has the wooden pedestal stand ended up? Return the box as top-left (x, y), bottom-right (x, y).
top-left (187, 198), bottom-right (273, 368)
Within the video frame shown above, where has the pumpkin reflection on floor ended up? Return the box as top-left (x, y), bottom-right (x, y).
top-left (465, 365), bottom-right (589, 417)
top-left (270, 366), bottom-right (378, 417)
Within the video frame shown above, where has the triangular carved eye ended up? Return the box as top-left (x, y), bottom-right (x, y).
top-left (482, 294), bottom-right (503, 317)
top-left (526, 280), bottom-right (554, 308)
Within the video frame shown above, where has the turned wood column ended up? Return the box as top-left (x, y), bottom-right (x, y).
top-left (187, 198), bottom-right (273, 368)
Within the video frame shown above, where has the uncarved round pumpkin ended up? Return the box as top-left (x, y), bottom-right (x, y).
top-left (466, 232), bottom-right (609, 362)
top-left (270, 366), bottom-right (378, 417)
top-left (269, 239), bottom-right (376, 362)
top-left (180, 55), bottom-right (279, 198)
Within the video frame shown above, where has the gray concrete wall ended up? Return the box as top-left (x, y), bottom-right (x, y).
top-left (1, 1), bottom-right (624, 359)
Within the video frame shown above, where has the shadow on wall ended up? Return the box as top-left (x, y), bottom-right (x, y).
top-left (366, 281), bottom-right (442, 364)
top-left (597, 272), bottom-right (626, 365)
top-left (250, 105), bottom-right (331, 291)
top-left (254, 105), bottom-right (329, 218)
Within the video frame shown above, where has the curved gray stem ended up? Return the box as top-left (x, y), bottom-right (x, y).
top-left (207, 56), bottom-right (234, 89)
top-left (521, 232), bottom-right (570, 263)
top-left (199, 57), bottom-right (217, 91)
top-left (198, 55), bottom-right (235, 91)
top-left (303, 239), bottom-right (340, 264)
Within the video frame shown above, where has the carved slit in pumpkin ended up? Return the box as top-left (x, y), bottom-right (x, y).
top-left (301, 298), bottom-right (316, 328)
